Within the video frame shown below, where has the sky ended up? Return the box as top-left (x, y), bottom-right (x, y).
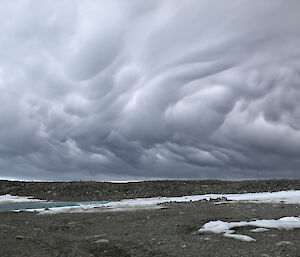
top-left (0, 0), bottom-right (300, 181)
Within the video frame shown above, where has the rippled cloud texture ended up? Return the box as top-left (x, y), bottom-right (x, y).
top-left (1, 0), bottom-right (300, 180)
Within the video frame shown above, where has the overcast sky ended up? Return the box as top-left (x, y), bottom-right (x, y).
top-left (0, 0), bottom-right (300, 181)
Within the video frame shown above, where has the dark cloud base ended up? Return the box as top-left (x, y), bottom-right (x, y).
top-left (0, 0), bottom-right (300, 181)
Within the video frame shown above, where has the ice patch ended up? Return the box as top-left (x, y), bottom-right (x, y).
top-left (221, 190), bottom-right (300, 204)
top-left (0, 194), bottom-right (44, 204)
top-left (5, 190), bottom-right (300, 214)
top-left (198, 217), bottom-right (300, 241)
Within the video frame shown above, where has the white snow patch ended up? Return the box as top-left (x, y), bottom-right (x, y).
top-left (0, 194), bottom-right (44, 203)
top-left (7, 190), bottom-right (300, 214)
top-left (198, 217), bottom-right (300, 241)
top-left (250, 227), bottom-right (270, 233)
top-left (223, 233), bottom-right (255, 242)
top-left (20, 203), bottom-right (162, 215)
top-left (221, 190), bottom-right (300, 204)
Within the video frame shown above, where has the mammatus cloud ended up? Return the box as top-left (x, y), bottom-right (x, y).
top-left (0, 0), bottom-right (300, 180)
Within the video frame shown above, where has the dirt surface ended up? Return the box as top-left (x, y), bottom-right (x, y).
top-left (1, 180), bottom-right (300, 257)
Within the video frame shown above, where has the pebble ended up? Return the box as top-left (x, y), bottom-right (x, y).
top-left (250, 228), bottom-right (270, 233)
top-left (95, 239), bottom-right (109, 243)
top-left (67, 222), bottom-right (78, 226)
top-left (33, 228), bottom-right (43, 232)
top-left (85, 234), bottom-right (108, 240)
top-left (275, 241), bottom-right (293, 246)
top-left (94, 234), bottom-right (108, 238)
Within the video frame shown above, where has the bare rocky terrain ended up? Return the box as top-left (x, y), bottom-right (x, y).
top-left (1, 179), bottom-right (300, 257)
top-left (1, 179), bottom-right (300, 202)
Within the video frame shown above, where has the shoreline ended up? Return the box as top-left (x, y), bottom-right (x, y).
top-left (1, 179), bottom-right (300, 202)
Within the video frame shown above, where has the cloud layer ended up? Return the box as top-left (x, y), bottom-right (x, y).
top-left (1, 0), bottom-right (300, 180)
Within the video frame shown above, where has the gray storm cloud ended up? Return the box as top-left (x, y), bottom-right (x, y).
top-left (0, 0), bottom-right (300, 181)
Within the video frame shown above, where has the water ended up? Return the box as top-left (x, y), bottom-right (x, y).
top-left (0, 201), bottom-right (109, 212)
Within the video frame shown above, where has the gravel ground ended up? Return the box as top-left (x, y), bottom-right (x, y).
top-left (1, 180), bottom-right (300, 257)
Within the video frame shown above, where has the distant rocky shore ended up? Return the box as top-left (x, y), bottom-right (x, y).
top-left (1, 179), bottom-right (300, 202)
